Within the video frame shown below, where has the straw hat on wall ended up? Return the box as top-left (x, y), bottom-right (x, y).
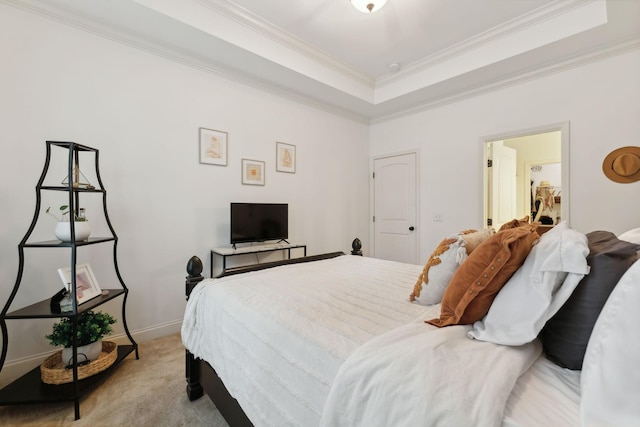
top-left (602, 146), bottom-right (640, 183)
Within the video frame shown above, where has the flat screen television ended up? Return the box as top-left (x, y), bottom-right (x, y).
top-left (230, 203), bottom-right (288, 245)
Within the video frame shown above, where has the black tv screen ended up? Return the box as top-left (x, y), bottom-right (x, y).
top-left (230, 203), bottom-right (288, 244)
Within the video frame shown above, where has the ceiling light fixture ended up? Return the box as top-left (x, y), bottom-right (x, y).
top-left (350, 0), bottom-right (387, 13)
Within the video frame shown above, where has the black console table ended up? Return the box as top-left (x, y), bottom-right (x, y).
top-left (210, 243), bottom-right (307, 277)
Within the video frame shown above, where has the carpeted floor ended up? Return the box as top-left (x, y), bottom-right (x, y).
top-left (0, 333), bottom-right (229, 427)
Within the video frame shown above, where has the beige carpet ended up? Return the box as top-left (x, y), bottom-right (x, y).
top-left (0, 333), bottom-right (229, 427)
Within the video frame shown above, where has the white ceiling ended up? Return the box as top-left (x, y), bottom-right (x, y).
top-left (228, 0), bottom-right (558, 78)
top-left (9, 0), bottom-right (640, 121)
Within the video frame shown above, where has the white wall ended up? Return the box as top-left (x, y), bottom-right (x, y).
top-left (0, 5), bottom-right (369, 380)
top-left (370, 48), bottom-right (640, 262)
top-left (2, 3), bottom-right (639, 385)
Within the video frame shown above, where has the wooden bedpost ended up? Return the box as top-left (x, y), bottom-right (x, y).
top-left (351, 238), bottom-right (363, 256)
top-left (186, 255), bottom-right (204, 300)
top-left (185, 256), bottom-right (204, 401)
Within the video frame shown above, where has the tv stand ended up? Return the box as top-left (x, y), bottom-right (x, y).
top-left (231, 239), bottom-right (291, 251)
top-left (211, 243), bottom-right (306, 277)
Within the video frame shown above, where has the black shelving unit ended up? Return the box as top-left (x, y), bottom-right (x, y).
top-left (0, 141), bottom-right (138, 420)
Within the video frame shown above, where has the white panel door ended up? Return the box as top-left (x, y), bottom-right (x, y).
top-left (373, 153), bottom-right (417, 264)
top-left (489, 143), bottom-right (517, 229)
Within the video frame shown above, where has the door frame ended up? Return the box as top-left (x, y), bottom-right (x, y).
top-left (370, 149), bottom-right (420, 261)
top-left (481, 121), bottom-right (570, 228)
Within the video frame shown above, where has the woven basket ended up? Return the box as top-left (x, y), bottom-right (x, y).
top-left (41, 341), bottom-right (117, 385)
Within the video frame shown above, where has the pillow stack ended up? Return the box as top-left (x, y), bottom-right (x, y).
top-left (427, 223), bottom-right (539, 327)
top-left (467, 222), bottom-right (590, 345)
top-left (410, 229), bottom-right (494, 305)
top-left (538, 231), bottom-right (640, 370)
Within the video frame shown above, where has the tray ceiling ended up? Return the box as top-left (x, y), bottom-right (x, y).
top-left (8, 0), bottom-right (640, 121)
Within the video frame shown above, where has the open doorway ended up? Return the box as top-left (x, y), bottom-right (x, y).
top-left (482, 122), bottom-right (569, 230)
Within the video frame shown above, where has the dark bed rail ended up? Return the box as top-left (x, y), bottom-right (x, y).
top-left (185, 251), bottom-right (345, 297)
top-left (217, 251), bottom-right (345, 278)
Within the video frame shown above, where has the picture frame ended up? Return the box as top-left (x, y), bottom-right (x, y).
top-left (57, 263), bottom-right (102, 305)
top-left (199, 127), bottom-right (228, 166)
top-left (241, 159), bottom-right (265, 186)
top-left (276, 142), bottom-right (296, 173)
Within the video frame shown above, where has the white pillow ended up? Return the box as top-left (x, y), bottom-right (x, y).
top-left (468, 222), bottom-right (590, 345)
top-left (581, 258), bottom-right (640, 426)
top-left (618, 227), bottom-right (640, 244)
top-left (410, 235), bottom-right (467, 305)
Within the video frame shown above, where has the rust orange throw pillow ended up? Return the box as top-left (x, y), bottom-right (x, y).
top-left (426, 224), bottom-right (539, 327)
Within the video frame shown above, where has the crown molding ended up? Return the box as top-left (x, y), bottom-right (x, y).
top-left (3, 0), bottom-right (637, 124)
top-left (130, 0), bottom-right (375, 102)
top-left (374, 0), bottom-right (608, 103)
top-left (194, 0), bottom-right (374, 85)
top-left (378, 0), bottom-right (595, 84)
top-left (372, 36), bottom-right (640, 124)
top-left (1, 0), bottom-right (371, 122)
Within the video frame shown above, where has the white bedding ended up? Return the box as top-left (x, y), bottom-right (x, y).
top-left (504, 357), bottom-right (581, 427)
top-left (321, 321), bottom-right (541, 427)
top-left (182, 256), bottom-right (429, 426)
top-left (182, 255), bottom-right (583, 427)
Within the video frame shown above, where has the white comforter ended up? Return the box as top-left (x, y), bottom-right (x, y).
top-left (321, 320), bottom-right (541, 427)
top-left (182, 255), bottom-right (545, 427)
top-left (182, 256), bottom-right (429, 426)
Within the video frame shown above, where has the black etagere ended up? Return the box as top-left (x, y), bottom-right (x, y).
top-left (0, 141), bottom-right (138, 420)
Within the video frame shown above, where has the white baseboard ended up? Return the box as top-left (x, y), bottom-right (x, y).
top-left (0, 319), bottom-right (183, 388)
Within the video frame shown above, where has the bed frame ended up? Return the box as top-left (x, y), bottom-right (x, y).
top-left (184, 248), bottom-right (353, 426)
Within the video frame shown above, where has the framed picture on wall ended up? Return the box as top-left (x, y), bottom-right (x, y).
top-left (57, 263), bottom-right (102, 305)
top-left (242, 159), bottom-right (265, 185)
top-left (199, 127), bottom-right (228, 166)
top-left (276, 142), bottom-right (296, 173)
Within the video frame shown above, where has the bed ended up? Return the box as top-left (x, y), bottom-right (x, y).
top-left (181, 224), bottom-right (640, 427)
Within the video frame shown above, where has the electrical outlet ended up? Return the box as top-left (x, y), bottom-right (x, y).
top-left (433, 213), bottom-right (443, 222)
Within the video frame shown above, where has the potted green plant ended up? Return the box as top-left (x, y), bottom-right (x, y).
top-left (46, 205), bottom-right (91, 242)
top-left (45, 310), bottom-right (116, 366)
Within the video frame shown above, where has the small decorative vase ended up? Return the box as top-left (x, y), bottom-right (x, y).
top-left (54, 221), bottom-right (91, 242)
top-left (61, 339), bottom-right (102, 367)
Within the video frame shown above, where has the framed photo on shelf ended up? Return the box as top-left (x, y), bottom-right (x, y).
top-left (57, 263), bottom-right (102, 305)
top-left (241, 159), bottom-right (265, 186)
top-left (199, 127), bottom-right (228, 166)
top-left (276, 142), bottom-right (296, 173)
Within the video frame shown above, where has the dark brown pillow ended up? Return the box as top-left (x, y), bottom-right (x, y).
top-left (539, 231), bottom-right (640, 370)
top-left (427, 224), bottom-right (539, 327)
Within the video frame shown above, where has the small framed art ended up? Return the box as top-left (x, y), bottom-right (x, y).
top-left (276, 142), bottom-right (296, 173)
top-left (58, 263), bottom-right (102, 305)
top-left (242, 159), bottom-right (265, 185)
top-left (199, 127), bottom-right (228, 166)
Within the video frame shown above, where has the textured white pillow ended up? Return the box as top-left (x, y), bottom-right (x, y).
top-left (468, 222), bottom-right (590, 345)
top-left (410, 236), bottom-right (467, 305)
top-left (618, 227), bottom-right (640, 244)
top-left (581, 259), bottom-right (640, 426)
